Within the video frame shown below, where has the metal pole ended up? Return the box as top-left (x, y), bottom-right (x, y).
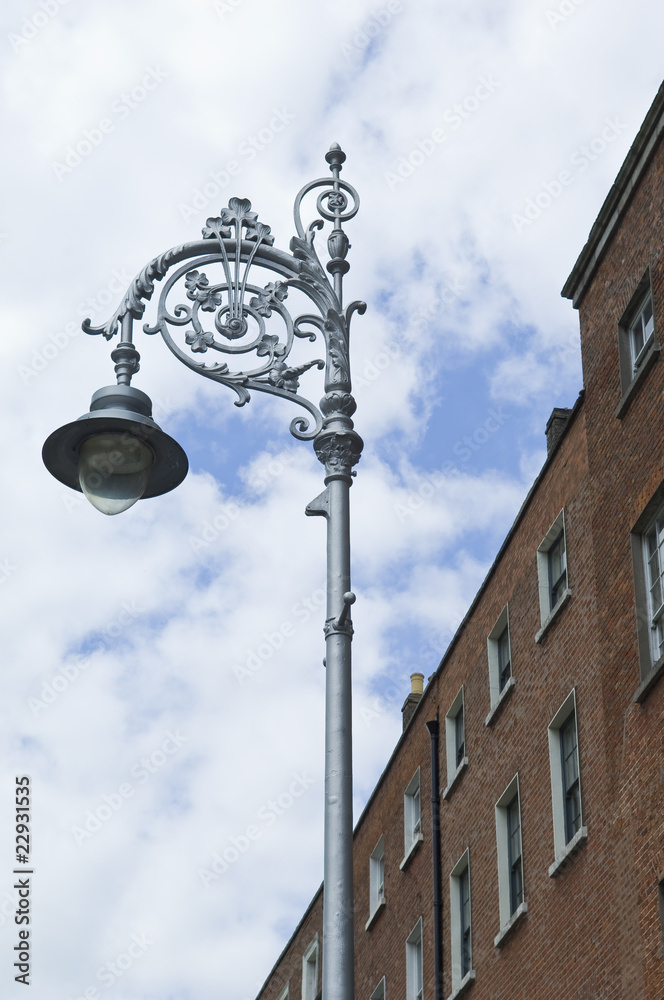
top-left (426, 719), bottom-right (443, 1000)
top-left (303, 142), bottom-right (363, 1000)
top-left (324, 477), bottom-right (354, 1000)
top-left (307, 442), bottom-right (361, 1000)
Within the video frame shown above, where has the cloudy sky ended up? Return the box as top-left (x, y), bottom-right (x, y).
top-left (0, 1), bottom-right (662, 997)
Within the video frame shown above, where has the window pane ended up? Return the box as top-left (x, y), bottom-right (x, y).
top-left (498, 626), bottom-right (511, 689)
top-left (565, 784), bottom-right (581, 839)
top-left (561, 716), bottom-right (578, 786)
top-left (455, 704), bottom-right (465, 766)
top-left (549, 531), bottom-right (567, 608)
top-left (460, 868), bottom-right (471, 976)
top-left (507, 796), bottom-right (523, 913)
top-left (643, 296), bottom-right (654, 339)
top-left (549, 534), bottom-right (564, 580)
top-left (561, 713), bottom-right (581, 843)
top-left (632, 314), bottom-right (645, 358)
top-left (510, 859), bottom-right (523, 910)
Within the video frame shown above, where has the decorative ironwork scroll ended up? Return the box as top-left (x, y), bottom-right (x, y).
top-left (83, 144), bottom-right (364, 463)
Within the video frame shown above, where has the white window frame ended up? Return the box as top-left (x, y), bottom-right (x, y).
top-left (494, 774), bottom-right (527, 946)
top-left (401, 767), bottom-right (423, 867)
top-left (486, 605), bottom-right (515, 723)
top-left (629, 289), bottom-right (655, 374)
top-left (443, 686), bottom-right (468, 798)
top-left (276, 986), bottom-right (290, 1000)
top-left (643, 506), bottom-right (664, 664)
top-left (366, 835), bottom-right (386, 928)
top-left (406, 917), bottom-right (423, 1000)
top-left (301, 934), bottom-right (319, 1000)
top-left (449, 849), bottom-right (475, 997)
top-left (617, 271), bottom-right (659, 415)
top-left (548, 689), bottom-right (587, 876)
top-left (631, 489), bottom-right (664, 699)
top-left (370, 977), bottom-right (386, 1000)
top-left (536, 509), bottom-right (571, 641)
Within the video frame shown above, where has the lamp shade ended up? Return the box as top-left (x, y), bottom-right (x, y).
top-left (42, 385), bottom-right (188, 513)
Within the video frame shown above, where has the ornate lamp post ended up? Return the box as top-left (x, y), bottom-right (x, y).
top-left (43, 145), bottom-right (363, 1000)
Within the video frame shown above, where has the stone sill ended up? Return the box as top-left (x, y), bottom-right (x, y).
top-left (485, 677), bottom-right (515, 726)
top-left (616, 341), bottom-right (660, 418)
top-left (446, 969), bottom-right (475, 1000)
top-left (494, 901), bottom-right (528, 947)
top-left (633, 654), bottom-right (664, 703)
top-left (535, 588), bottom-right (572, 643)
top-left (442, 757), bottom-right (469, 800)
top-left (364, 897), bottom-right (386, 931)
top-left (400, 832), bottom-right (423, 870)
top-left (548, 826), bottom-right (588, 877)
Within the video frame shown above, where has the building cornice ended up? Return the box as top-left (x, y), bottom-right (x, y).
top-left (562, 80), bottom-right (664, 308)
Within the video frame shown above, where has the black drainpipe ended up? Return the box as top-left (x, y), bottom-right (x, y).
top-left (426, 718), bottom-right (443, 1000)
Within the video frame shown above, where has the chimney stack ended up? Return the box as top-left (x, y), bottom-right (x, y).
top-left (545, 407), bottom-right (572, 456)
top-left (401, 673), bottom-right (425, 731)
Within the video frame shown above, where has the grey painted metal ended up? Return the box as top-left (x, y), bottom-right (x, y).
top-left (42, 384), bottom-right (188, 497)
top-left (323, 478), bottom-right (355, 1000)
top-left (426, 719), bottom-right (444, 1000)
top-left (44, 146), bottom-right (364, 1000)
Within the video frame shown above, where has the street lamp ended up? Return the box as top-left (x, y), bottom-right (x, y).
top-left (43, 145), bottom-right (363, 1000)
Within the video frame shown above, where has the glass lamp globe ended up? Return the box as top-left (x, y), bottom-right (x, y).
top-left (43, 384), bottom-right (188, 513)
top-left (78, 432), bottom-right (154, 515)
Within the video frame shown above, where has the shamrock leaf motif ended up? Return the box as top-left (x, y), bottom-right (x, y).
top-left (223, 197), bottom-right (258, 228)
top-left (250, 281), bottom-right (289, 318)
top-left (245, 221), bottom-right (275, 246)
top-left (185, 328), bottom-right (216, 353)
top-left (202, 217), bottom-right (232, 240)
top-left (184, 271), bottom-right (223, 312)
top-left (256, 334), bottom-right (286, 358)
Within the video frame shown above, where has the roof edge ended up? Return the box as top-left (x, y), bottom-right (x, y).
top-left (351, 388), bottom-right (585, 838)
top-left (562, 81), bottom-right (664, 307)
top-left (255, 881), bottom-right (324, 1000)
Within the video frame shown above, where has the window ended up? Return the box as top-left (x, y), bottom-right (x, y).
top-left (401, 768), bottom-right (423, 866)
top-left (629, 291), bottom-right (655, 374)
top-left (548, 690), bottom-right (587, 875)
top-left (495, 775), bottom-right (527, 943)
top-left (498, 626), bottom-right (511, 690)
top-left (630, 492), bottom-right (664, 697)
top-left (276, 987), bottom-right (290, 1000)
top-left (536, 510), bottom-right (570, 639)
top-left (366, 836), bottom-right (385, 926)
top-left (644, 509), bottom-right (664, 662)
top-left (560, 713), bottom-right (581, 843)
top-left (486, 605), bottom-right (515, 722)
top-left (507, 796), bottom-right (523, 915)
top-left (406, 918), bottom-right (423, 1000)
top-left (443, 687), bottom-right (468, 797)
top-left (301, 935), bottom-right (319, 1000)
top-left (617, 273), bottom-right (658, 414)
top-left (455, 701), bottom-right (465, 767)
top-left (370, 978), bottom-right (386, 1000)
top-left (548, 529), bottom-right (567, 610)
top-left (449, 850), bottom-right (475, 994)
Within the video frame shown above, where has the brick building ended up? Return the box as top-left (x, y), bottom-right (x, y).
top-left (255, 83), bottom-right (664, 1000)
